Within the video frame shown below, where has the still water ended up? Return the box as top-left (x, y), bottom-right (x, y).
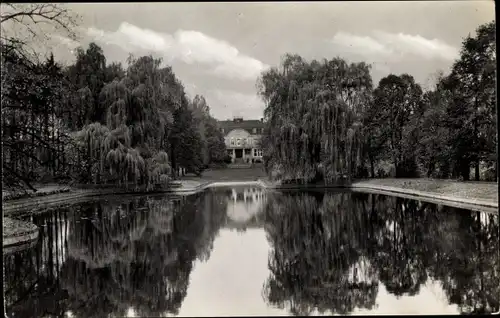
top-left (3, 187), bottom-right (499, 317)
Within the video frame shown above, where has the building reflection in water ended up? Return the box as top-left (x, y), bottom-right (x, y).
top-left (225, 187), bottom-right (267, 229)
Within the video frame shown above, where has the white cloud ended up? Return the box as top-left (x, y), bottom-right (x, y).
top-left (331, 30), bottom-right (459, 61)
top-left (374, 31), bottom-right (459, 61)
top-left (331, 31), bottom-right (393, 57)
top-left (86, 22), bottom-right (269, 81)
top-left (52, 35), bottom-right (80, 50)
top-left (210, 89), bottom-right (265, 120)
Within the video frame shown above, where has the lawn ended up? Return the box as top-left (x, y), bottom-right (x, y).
top-left (181, 166), bottom-right (267, 182)
top-left (354, 178), bottom-right (498, 203)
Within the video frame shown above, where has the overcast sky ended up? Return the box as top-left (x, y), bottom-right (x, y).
top-left (44, 2), bottom-right (495, 120)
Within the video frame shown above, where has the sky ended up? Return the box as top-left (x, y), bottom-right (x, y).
top-left (13, 1), bottom-right (497, 120)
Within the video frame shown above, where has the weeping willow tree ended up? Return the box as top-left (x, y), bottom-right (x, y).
top-left (72, 122), bottom-right (110, 183)
top-left (257, 54), bottom-right (372, 184)
top-left (3, 37), bottom-right (211, 190)
top-left (71, 54), bottom-right (185, 189)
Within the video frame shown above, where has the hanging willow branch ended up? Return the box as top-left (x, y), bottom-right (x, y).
top-left (257, 55), bottom-right (373, 184)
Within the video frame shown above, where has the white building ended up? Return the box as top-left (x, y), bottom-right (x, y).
top-left (218, 117), bottom-right (265, 164)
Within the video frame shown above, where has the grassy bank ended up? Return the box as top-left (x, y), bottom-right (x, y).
top-left (3, 170), bottom-right (497, 245)
top-left (3, 217), bottom-right (39, 249)
top-left (180, 167), bottom-right (267, 182)
top-left (353, 178), bottom-right (498, 203)
top-left (2, 186), bottom-right (71, 201)
top-left (3, 170), bottom-right (497, 216)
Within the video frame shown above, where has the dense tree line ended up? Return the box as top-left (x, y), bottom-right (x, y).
top-left (258, 21), bottom-right (496, 182)
top-left (2, 5), bottom-right (226, 191)
top-left (64, 48), bottom-right (226, 187)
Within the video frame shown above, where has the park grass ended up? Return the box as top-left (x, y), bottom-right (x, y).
top-left (186, 168), bottom-right (497, 204)
top-left (3, 169), bottom-right (497, 242)
top-left (353, 178), bottom-right (498, 203)
top-left (3, 217), bottom-right (37, 237)
top-left (2, 186), bottom-right (72, 201)
top-left (180, 166), bottom-right (268, 182)
top-left (3, 168), bottom-right (497, 210)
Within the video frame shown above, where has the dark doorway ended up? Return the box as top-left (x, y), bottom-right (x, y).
top-left (235, 149), bottom-right (243, 158)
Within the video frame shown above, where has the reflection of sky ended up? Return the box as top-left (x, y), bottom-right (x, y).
top-left (53, 194), bottom-right (493, 317)
top-left (301, 280), bottom-right (459, 316)
top-left (352, 280), bottom-right (460, 315)
top-left (177, 227), bottom-right (461, 316)
top-left (179, 228), bottom-right (288, 316)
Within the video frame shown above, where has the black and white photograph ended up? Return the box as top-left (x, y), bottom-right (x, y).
top-left (1, 1), bottom-right (498, 317)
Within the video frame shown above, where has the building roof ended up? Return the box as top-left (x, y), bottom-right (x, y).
top-left (218, 118), bottom-right (265, 135)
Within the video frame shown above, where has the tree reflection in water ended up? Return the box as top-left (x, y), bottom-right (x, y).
top-left (3, 189), bottom-right (499, 317)
top-left (263, 190), bottom-right (499, 315)
top-left (4, 190), bottom-right (228, 318)
top-left (263, 191), bottom-right (379, 315)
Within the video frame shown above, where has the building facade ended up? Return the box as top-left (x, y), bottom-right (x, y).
top-left (218, 117), bottom-right (265, 164)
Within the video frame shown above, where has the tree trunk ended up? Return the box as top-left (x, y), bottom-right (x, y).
top-left (31, 112), bottom-right (35, 173)
top-left (475, 159), bottom-right (480, 181)
top-left (87, 137), bottom-right (92, 183)
top-left (369, 156), bottom-right (375, 178)
top-left (170, 143), bottom-right (177, 179)
top-left (62, 142), bottom-right (65, 173)
top-left (393, 156), bottom-right (398, 178)
top-left (461, 161), bottom-right (470, 181)
top-left (427, 161), bottom-right (435, 178)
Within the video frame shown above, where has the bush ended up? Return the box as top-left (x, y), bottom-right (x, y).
top-left (482, 166), bottom-right (497, 182)
top-left (396, 157), bottom-right (420, 178)
top-left (223, 155), bottom-right (232, 164)
top-left (355, 165), bottom-right (369, 179)
top-left (376, 168), bottom-right (388, 178)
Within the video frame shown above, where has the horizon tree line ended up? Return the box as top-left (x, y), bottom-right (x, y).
top-left (1, 4), bottom-right (228, 192)
top-left (258, 21), bottom-right (496, 182)
top-left (1, 4), bottom-right (496, 192)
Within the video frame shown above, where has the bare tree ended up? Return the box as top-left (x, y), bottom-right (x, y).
top-left (0, 3), bottom-right (79, 61)
top-left (1, 3), bottom-right (79, 192)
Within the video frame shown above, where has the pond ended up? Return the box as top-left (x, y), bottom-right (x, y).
top-left (3, 187), bottom-right (499, 317)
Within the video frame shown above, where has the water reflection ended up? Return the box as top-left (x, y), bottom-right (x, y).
top-left (263, 191), bottom-right (499, 315)
top-left (225, 187), bottom-right (267, 231)
top-left (3, 188), bottom-right (499, 317)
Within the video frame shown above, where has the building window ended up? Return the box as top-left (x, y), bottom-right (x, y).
top-left (230, 138), bottom-right (235, 146)
top-left (252, 128), bottom-right (257, 134)
top-left (253, 149), bottom-right (263, 157)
